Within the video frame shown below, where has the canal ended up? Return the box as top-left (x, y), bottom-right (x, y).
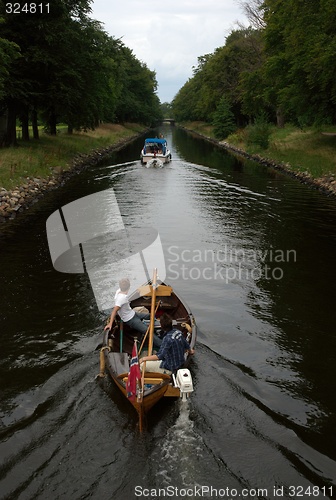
top-left (0, 126), bottom-right (335, 498)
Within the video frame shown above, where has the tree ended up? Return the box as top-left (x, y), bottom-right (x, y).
top-left (0, 29), bottom-right (20, 101)
top-left (263, 0), bottom-right (336, 125)
top-left (160, 102), bottom-right (172, 118)
top-left (0, 0), bottom-right (96, 142)
top-left (212, 95), bottom-right (236, 139)
top-left (114, 45), bottom-right (162, 125)
top-left (0, 0), bottom-right (162, 147)
top-left (237, 0), bottom-right (266, 30)
top-left (172, 28), bottom-right (265, 126)
top-left (0, 24), bottom-right (20, 145)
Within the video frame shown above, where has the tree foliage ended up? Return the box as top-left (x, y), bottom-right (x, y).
top-left (212, 95), bottom-right (236, 139)
top-left (263, 0), bottom-right (336, 126)
top-left (172, 0), bottom-right (336, 130)
top-left (172, 28), bottom-right (265, 127)
top-left (0, 25), bottom-right (20, 102)
top-left (0, 0), bottom-right (162, 146)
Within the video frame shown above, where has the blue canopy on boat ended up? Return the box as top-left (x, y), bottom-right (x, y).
top-left (144, 138), bottom-right (167, 144)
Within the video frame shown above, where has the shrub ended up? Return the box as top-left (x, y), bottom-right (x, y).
top-left (246, 113), bottom-right (272, 149)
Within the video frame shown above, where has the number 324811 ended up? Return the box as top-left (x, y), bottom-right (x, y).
top-left (5, 3), bottom-right (50, 14)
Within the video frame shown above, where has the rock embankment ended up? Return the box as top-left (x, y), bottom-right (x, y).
top-left (219, 140), bottom-right (336, 197)
top-left (0, 178), bottom-right (58, 221)
top-left (0, 134), bottom-right (142, 223)
top-left (179, 126), bottom-right (336, 197)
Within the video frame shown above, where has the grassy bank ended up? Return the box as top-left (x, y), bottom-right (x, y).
top-left (0, 123), bottom-right (146, 190)
top-left (180, 121), bottom-right (336, 180)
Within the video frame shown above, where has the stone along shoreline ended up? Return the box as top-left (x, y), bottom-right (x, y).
top-left (0, 134), bottom-right (142, 223)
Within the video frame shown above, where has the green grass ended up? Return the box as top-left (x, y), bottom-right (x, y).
top-left (0, 123), bottom-right (146, 190)
top-left (179, 121), bottom-right (217, 139)
top-left (180, 121), bottom-right (336, 179)
top-left (265, 128), bottom-right (336, 178)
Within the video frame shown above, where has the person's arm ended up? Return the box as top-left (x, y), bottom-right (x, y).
top-left (140, 337), bottom-right (167, 364)
top-left (183, 337), bottom-right (195, 355)
top-left (104, 305), bottom-right (120, 330)
top-left (140, 353), bottom-right (159, 364)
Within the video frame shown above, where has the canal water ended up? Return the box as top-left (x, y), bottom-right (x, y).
top-left (0, 126), bottom-right (335, 499)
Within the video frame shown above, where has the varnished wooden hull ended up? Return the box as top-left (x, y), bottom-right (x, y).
top-left (114, 374), bottom-right (170, 412)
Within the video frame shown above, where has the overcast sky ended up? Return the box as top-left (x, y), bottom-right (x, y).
top-left (91, 0), bottom-right (247, 103)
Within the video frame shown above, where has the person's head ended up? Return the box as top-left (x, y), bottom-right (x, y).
top-left (119, 278), bottom-right (130, 292)
top-left (160, 313), bottom-right (173, 332)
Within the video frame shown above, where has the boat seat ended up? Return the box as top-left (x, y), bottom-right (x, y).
top-left (131, 301), bottom-right (177, 310)
top-left (108, 352), bottom-right (129, 375)
top-left (137, 284), bottom-right (173, 297)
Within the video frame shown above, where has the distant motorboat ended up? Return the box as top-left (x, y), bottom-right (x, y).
top-left (140, 138), bottom-right (172, 165)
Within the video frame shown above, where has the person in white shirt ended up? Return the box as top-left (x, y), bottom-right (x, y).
top-left (104, 278), bottom-right (162, 348)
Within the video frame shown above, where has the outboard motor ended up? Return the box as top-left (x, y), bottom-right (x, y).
top-left (173, 368), bottom-right (194, 402)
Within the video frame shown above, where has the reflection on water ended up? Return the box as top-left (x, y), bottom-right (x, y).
top-left (1, 126), bottom-right (336, 496)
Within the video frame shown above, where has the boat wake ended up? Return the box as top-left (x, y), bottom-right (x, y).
top-left (150, 400), bottom-right (204, 487)
top-left (146, 158), bottom-right (164, 168)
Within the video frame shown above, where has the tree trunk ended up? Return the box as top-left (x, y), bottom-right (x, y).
top-left (32, 108), bottom-right (39, 139)
top-left (67, 125), bottom-right (73, 134)
top-left (4, 100), bottom-right (17, 147)
top-left (21, 106), bottom-right (30, 141)
top-left (47, 107), bottom-right (57, 135)
top-left (276, 108), bottom-right (285, 128)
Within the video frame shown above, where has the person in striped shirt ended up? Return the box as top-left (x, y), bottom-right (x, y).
top-left (140, 313), bottom-right (195, 374)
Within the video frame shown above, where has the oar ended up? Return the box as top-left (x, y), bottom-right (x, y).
top-left (140, 268), bottom-right (158, 400)
top-left (95, 327), bottom-right (109, 351)
top-left (140, 357), bottom-right (146, 404)
top-left (147, 268), bottom-right (158, 357)
top-left (119, 319), bottom-right (123, 353)
top-left (96, 327), bottom-right (113, 378)
top-left (138, 299), bottom-right (161, 356)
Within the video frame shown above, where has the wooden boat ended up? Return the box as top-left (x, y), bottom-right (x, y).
top-left (140, 138), bottom-right (172, 164)
top-left (98, 270), bottom-right (196, 430)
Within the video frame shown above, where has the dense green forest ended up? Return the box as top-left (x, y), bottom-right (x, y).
top-left (0, 0), bottom-right (163, 147)
top-left (172, 0), bottom-right (336, 137)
